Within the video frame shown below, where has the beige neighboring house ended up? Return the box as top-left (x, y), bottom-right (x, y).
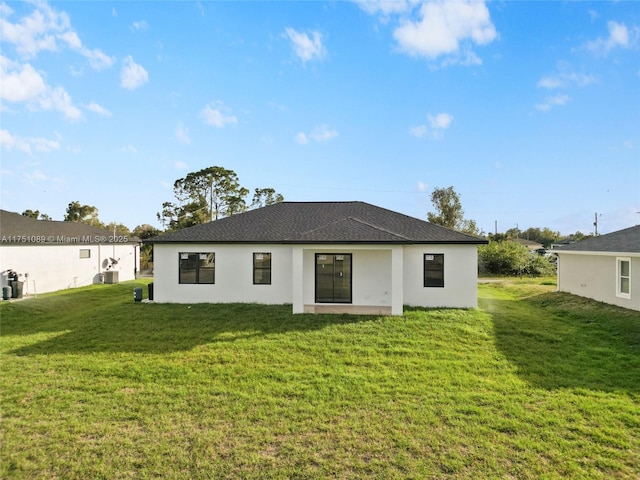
top-left (147, 201), bottom-right (488, 315)
top-left (554, 225), bottom-right (639, 311)
top-left (0, 210), bottom-right (140, 296)
top-left (511, 238), bottom-right (543, 251)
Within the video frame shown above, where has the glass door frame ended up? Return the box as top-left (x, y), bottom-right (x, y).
top-left (314, 253), bottom-right (353, 304)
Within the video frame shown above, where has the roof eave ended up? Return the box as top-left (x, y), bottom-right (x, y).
top-left (554, 249), bottom-right (640, 256)
top-left (146, 239), bottom-right (488, 245)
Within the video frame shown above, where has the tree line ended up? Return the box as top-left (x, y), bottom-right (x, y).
top-left (20, 168), bottom-right (588, 276)
top-left (19, 166), bottom-right (284, 270)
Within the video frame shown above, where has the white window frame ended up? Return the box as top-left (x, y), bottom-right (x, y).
top-left (616, 257), bottom-right (631, 299)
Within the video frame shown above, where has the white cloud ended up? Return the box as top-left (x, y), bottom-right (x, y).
top-left (37, 85), bottom-right (82, 120)
top-left (0, 57), bottom-right (46, 102)
top-left (82, 47), bottom-right (114, 70)
top-left (0, 129), bottom-right (61, 154)
top-left (174, 161), bottom-right (188, 170)
top-left (309, 125), bottom-right (338, 142)
top-left (538, 71), bottom-right (597, 90)
top-left (0, 3), bottom-right (13, 17)
top-left (120, 145), bottom-right (138, 153)
top-left (120, 55), bottom-right (149, 90)
top-left (0, 129), bottom-right (30, 153)
top-left (201, 101), bottom-right (238, 127)
top-left (535, 94), bottom-right (570, 112)
top-left (412, 112), bottom-right (453, 139)
top-left (130, 20), bottom-right (149, 31)
top-left (355, 0), bottom-right (415, 16)
top-left (392, 0), bottom-right (497, 64)
top-left (175, 123), bottom-right (191, 144)
top-left (428, 112), bottom-right (453, 129)
top-left (0, 1), bottom-right (113, 69)
top-left (24, 169), bottom-right (48, 184)
top-left (0, 56), bottom-right (81, 120)
top-left (586, 21), bottom-right (635, 55)
top-left (284, 27), bottom-right (327, 63)
top-left (30, 136), bottom-right (61, 152)
top-left (417, 181), bottom-right (428, 192)
top-left (296, 125), bottom-right (338, 145)
top-left (83, 101), bottom-right (111, 117)
top-left (409, 125), bottom-right (427, 138)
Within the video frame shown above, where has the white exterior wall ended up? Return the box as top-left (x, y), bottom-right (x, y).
top-left (403, 244), bottom-right (479, 308)
top-left (557, 252), bottom-right (640, 311)
top-left (300, 246), bottom-right (393, 307)
top-left (0, 244), bottom-right (139, 295)
top-left (153, 244), bottom-right (293, 304)
top-left (154, 242), bottom-right (480, 312)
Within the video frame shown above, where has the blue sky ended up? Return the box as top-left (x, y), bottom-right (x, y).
top-left (1, 0), bottom-right (639, 235)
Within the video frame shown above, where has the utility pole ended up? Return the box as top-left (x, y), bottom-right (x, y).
top-left (593, 212), bottom-right (599, 236)
top-left (494, 220), bottom-right (497, 236)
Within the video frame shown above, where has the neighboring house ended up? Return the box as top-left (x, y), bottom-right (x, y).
top-left (147, 201), bottom-right (487, 315)
top-left (511, 238), bottom-right (544, 252)
top-left (0, 210), bottom-right (140, 295)
top-left (554, 225), bottom-right (639, 311)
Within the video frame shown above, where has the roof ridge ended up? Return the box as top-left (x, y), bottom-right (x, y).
top-left (293, 217), bottom-right (350, 239)
top-left (348, 216), bottom-right (411, 240)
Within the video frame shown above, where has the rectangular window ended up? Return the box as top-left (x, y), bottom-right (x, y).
top-left (424, 254), bottom-right (444, 288)
top-left (253, 252), bottom-right (272, 285)
top-left (79, 249), bottom-right (91, 259)
top-left (617, 257), bottom-right (631, 299)
top-left (179, 252), bottom-right (215, 284)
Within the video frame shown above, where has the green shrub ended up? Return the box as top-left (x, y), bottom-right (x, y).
top-left (479, 240), bottom-right (556, 276)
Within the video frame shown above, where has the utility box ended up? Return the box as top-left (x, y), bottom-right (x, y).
top-left (104, 271), bottom-right (119, 284)
top-left (10, 281), bottom-right (23, 298)
top-left (2, 286), bottom-right (12, 301)
top-left (133, 287), bottom-right (143, 302)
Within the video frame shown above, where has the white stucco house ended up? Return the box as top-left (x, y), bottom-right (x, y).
top-left (147, 201), bottom-right (487, 315)
top-left (0, 210), bottom-right (140, 296)
top-left (555, 225), bottom-right (639, 311)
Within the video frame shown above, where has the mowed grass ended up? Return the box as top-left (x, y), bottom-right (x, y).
top-left (1, 279), bottom-right (638, 479)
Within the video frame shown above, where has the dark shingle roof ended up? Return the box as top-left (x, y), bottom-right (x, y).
top-left (147, 201), bottom-right (487, 245)
top-left (554, 225), bottom-right (640, 254)
top-left (0, 210), bottom-right (140, 245)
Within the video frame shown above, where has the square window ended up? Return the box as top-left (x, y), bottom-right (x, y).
top-left (179, 252), bottom-right (215, 284)
top-left (79, 249), bottom-right (91, 259)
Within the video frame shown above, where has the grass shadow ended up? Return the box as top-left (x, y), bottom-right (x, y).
top-left (482, 287), bottom-right (640, 393)
top-left (1, 282), bottom-right (377, 355)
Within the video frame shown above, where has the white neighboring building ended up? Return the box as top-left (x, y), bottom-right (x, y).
top-left (0, 210), bottom-right (140, 296)
top-left (555, 225), bottom-right (640, 311)
top-left (147, 202), bottom-right (487, 315)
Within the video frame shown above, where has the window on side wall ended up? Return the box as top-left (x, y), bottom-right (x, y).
top-left (253, 252), bottom-right (272, 285)
top-left (424, 254), bottom-right (444, 288)
top-left (79, 249), bottom-right (91, 259)
top-left (617, 257), bottom-right (631, 299)
top-left (179, 252), bottom-right (215, 284)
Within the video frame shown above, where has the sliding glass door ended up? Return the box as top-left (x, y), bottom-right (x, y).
top-left (315, 254), bottom-right (352, 303)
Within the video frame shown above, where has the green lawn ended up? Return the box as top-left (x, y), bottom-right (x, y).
top-left (1, 279), bottom-right (639, 479)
